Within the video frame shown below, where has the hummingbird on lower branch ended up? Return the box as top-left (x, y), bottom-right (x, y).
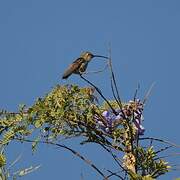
top-left (62, 51), bottom-right (108, 79)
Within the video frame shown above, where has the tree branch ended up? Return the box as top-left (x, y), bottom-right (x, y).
top-left (80, 74), bottom-right (118, 115)
top-left (139, 137), bottom-right (180, 148)
top-left (13, 137), bottom-right (106, 179)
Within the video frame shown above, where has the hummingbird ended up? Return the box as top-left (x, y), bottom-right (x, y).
top-left (62, 51), bottom-right (108, 79)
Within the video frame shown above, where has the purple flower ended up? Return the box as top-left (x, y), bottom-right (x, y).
top-left (95, 109), bottom-right (124, 133)
top-left (133, 119), bottom-right (145, 135)
top-left (132, 101), bottom-right (145, 135)
top-left (102, 111), bottom-right (115, 126)
top-left (95, 99), bottom-right (145, 135)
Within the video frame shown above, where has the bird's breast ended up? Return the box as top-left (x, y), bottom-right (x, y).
top-left (79, 62), bottom-right (89, 73)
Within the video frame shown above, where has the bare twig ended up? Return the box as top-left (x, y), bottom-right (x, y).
top-left (154, 153), bottom-right (180, 161)
top-left (149, 138), bottom-right (153, 147)
top-left (133, 83), bottom-right (140, 101)
top-left (80, 74), bottom-right (118, 115)
top-left (99, 143), bottom-right (137, 180)
top-left (139, 137), bottom-right (180, 148)
top-left (155, 145), bottom-right (173, 154)
top-left (110, 79), bottom-right (122, 109)
top-left (98, 143), bottom-right (127, 173)
top-left (8, 154), bottom-right (22, 170)
top-left (82, 63), bottom-right (109, 75)
top-left (14, 137), bottom-right (106, 179)
top-left (107, 47), bottom-right (122, 109)
top-left (143, 82), bottom-right (156, 105)
top-left (170, 164), bottom-right (180, 171)
top-left (105, 169), bottom-right (124, 180)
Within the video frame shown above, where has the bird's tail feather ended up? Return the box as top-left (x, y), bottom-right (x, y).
top-left (62, 69), bottom-right (72, 79)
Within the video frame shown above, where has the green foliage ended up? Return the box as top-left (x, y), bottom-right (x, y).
top-left (2, 130), bottom-right (15, 145)
top-left (0, 85), bottom-right (98, 143)
top-left (0, 154), bottom-right (6, 168)
top-left (135, 146), bottom-right (170, 178)
top-left (0, 84), bottom-right (174, 179)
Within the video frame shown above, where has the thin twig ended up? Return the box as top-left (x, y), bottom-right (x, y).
top-left (80, 74), bottom-right (118, 115)
top-left (133, 83), bottom-right (140, 101)
top-left (8, 154), bottom-right (22, 170)
top-left (108, 47), bottom-right (122, 109)
top-left (103, 145), bottom-right (123, 167)
top-left (139, 137), bottom-right (180, 148)
top-left (155, 145), bottom-right (173, 154)
top-left (170, 164), bottom-right (180, 171)
top-left (105, 169), bottom-right (124, 180)
top-left (124, 172), bottom-right (128, 180)
top-left (154, 153), bottom-right (180, 161)
top-left (149, 138), bottom-right (153, 147)
top-left (154, 153), bottom-right (180, 160)
top-left (98, 143), bottom-right (127, 173)
top-left (99, 143), bottom-right (137, 180)
top-left (107, 50), bottom-right (122, 110)
top-left (82, 63), bottom-right (109, 75)
top-left (143, 82), bottom-right (156, 105)
top-left (14, 137), bottom-right (106, 179)
top-left (110, 79), bottom-right (122, 109)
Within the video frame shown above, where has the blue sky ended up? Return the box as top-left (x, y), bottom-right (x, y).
top-left (0, 0), bottom-right (180, 179)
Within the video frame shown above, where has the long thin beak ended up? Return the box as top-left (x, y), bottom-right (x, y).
top-left (93, 55), bottom-right (109, 59)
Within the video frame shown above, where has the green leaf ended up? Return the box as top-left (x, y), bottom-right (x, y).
top-left (0, 154), bottom-right (6, 167)
top-left (34, 120), bottom-right (43, 128)
top-left (2, 130), bottom-right (14, 145)
top-left (142, 175), bottom-right (155, 180)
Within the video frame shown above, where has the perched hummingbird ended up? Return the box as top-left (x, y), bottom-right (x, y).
top-left (62, 51), bottom-right (108, 79)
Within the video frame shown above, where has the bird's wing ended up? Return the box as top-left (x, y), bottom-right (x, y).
top-left (62, 58), bottom-right (84, 79)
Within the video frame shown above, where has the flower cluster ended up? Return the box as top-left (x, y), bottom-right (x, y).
top-left (94, 109), bottom-right (122, 133)
top-left (95, 99), bottom-right (145, 135)
top-left (131, 100), bottom-right (145, 135)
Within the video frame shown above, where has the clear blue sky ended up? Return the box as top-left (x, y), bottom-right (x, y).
top-left (0, 1), bottom-right (180, 179)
